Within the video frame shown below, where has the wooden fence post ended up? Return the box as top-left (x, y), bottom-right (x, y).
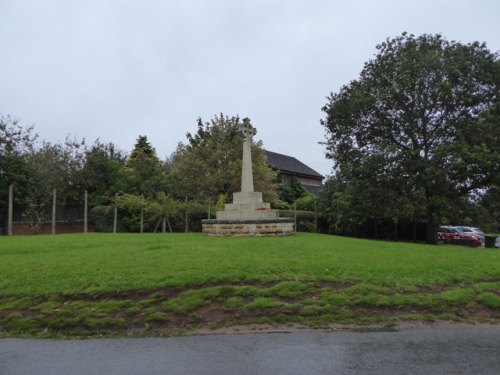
top-left (293, 202), bottom-right (297, 233)
top-left (140, 196), bottom-right (144, 234)
top-left (7, 184), bottom-right (13, 236)
top-left (140, 208), bottom-right (144, 234)
top-left (185, 197), bottom-right (188, 233)
top-left (84, 190), bottom-right (88, 233)
top-left (51, 189), bottom-right (56, 235)
top-left (314, 203), bottom-right (318, 233)
top-left (113, 193), bottom-right (118, 233)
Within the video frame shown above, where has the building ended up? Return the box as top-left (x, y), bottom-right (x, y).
top-left (265, 150), bottom-right (324, 195)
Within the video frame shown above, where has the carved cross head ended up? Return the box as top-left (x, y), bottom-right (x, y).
top-left (240, 117), bottom-right (256, 140)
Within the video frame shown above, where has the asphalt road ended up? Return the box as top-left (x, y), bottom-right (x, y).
top-left (1, 325), bottom-right (499, 375)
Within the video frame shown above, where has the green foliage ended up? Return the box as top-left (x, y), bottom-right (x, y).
top-left (321, 33), bottom-right (500, 242)
top-left (294, 194), bottom-right (317, 211)
top-left (146, 192), bottom-right (180, 232)
top-left (89, 205), bottom-right (114, 232)
top-left (0, 116), bottom-right (37, 192)
top-left (169, 114), bottom-right (278, 202)
top-left (277, 209), bottom-right (318, 232)
top-left (124, 135), bottom-right (170, 199)
top-left (115, 194), bottom-right (146, 210)
top-left (129, 135), bottom-right (156, 160)
top-left (81, 141), bottom-right (127, 204)
top-left (271, 199), bottom-right (291, 210)
top-left (278, 176), bottom-right (307, 204)
top-left (278, 210), bottom-right (316, 219)
top-left (214, 194), bottom-right (226, 212)
top-left (0, 116), bottom-right (37, 215)
top-left (113, 194), bottom-right (146, 232)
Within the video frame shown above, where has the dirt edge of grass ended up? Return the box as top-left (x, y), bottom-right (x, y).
top-left (1, 280), bottom-right (499, 338)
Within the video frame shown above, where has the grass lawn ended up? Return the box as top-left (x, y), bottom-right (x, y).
top-left (0, 232), bottom-right (499, 337)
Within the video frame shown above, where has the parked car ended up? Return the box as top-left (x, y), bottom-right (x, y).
top-left (437, 226), bottom-right (460, 241)
top-left (437, 226), bottom-right (482, 247)
top-left (455, 226), bottom-right (484, 241)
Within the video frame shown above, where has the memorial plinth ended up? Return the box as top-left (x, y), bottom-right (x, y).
top-left (202, 118), bottom-right (293, 236)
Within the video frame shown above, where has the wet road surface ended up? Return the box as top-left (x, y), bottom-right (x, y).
top-left (1, 325), bottom-right (499, 375)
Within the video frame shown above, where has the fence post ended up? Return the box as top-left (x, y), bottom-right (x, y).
top-left (185, 197), bottom-right (188, 233)
top-left (140, 208), bottom-right (144, 234)
top-left (293, 202), bottom-right (297, 233)
top-left (8, 184), bottom-right (13, 236)
top-left (51, 189), bottom-right (57, 235)
top-left (113, 193), bottom-right (118, 233)
top-left (84, 190), bottom-right (88, 233)
top-left (314, 203), bottom-right (318, 233)
top-left (140, 195), bottom-right (144, 234)
top-left (208, 199), bottom-right (211, 219)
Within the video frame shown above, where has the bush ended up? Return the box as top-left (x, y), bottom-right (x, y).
top-left (278, 209), bottom-right (318, 232)
top-left (271, 199), bottom-right (291, 210)
top-left (294, 194), bottom-right (318, 211)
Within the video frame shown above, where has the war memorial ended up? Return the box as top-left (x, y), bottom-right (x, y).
top-left (202, 118), bottom-right (293, 236)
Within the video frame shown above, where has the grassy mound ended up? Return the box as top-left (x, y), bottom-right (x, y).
top-left (1, 233), bottom-right (499, 337)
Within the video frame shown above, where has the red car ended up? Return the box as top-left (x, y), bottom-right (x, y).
top-left (437, 226), bottom-right (482, 247)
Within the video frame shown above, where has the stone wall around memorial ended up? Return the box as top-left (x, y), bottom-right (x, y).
top-left (202, 219), bottom-right (293, 237)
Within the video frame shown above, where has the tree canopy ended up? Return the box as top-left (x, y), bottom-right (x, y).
top-left (321, 33), bottom-right (500, 241)
top-left (123, 135), bottom-right (170, 199)
top-left (169, 114), bottom-right (278, 203)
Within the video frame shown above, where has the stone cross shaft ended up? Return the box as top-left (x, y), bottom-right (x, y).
top-left (202, 116), bottom-right (292, 233)
top-left (240, 118), bottom-right (255, 193)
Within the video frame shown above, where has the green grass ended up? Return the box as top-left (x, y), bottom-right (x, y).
top-left (1, 232), bottom-right (499, 295)
top-left (245, 297), bottom-right (283, 310)
top-left (0, 232), bottom-right (499, 337)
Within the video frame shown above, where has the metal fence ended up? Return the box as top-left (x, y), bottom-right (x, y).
top-left (1, 184), bottom-right (321, 235)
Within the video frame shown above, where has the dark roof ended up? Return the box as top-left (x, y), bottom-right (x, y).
top-left (265, 150), bottom-right (324, 180)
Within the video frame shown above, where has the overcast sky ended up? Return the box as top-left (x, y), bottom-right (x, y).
top-left (1, 0), bottom-right (499, 177)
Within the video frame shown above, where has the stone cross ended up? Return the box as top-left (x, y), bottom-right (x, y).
top-left (240, 118), bottom-right (256, 140)
top-left (240, 118), bottom-right (255, 192)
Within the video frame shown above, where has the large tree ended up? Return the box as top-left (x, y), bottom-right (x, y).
top-left (123, 135), bottom-right (170, 199)
top-left (0, 116), bottom-right (37, 220)
top-left (26, 138), bottom-right (87, 208)
top-left (80, 140), bottom-right (127, 204)
top-left (321, 33), bottom-right (500, 242)
top-left (169, 114), bottom-right (278, 203)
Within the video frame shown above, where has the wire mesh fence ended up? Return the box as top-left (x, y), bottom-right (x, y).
top-left (1, 185), bottom-right (322, 235)
top-left (9, 205), bottom-right (85, 235)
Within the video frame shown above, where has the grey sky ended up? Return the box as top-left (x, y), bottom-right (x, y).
top-left (1, 0), bottom-right (499, 177)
